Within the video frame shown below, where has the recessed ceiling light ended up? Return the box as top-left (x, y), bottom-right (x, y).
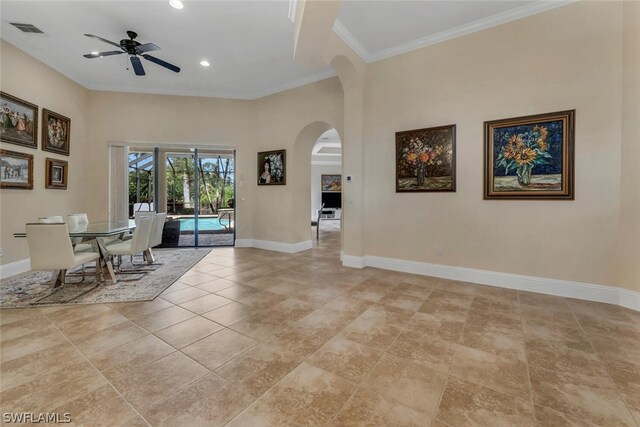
top-left (200, 60), bottom-right (210, 67)
top-left (169, 0), bottom-right (184, 10)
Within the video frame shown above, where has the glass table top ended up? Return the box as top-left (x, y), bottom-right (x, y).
top-left (14, 219), bottom-right (136, 238)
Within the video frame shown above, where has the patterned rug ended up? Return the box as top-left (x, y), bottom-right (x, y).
top-left (0, 248), bottom-right (211, 308)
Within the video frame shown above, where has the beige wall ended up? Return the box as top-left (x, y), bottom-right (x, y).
top-left (361, 1), bottom-right (625, 287)
top-left (620, 0), bottom-right (640, 292)
top-left (253, 78), bottom-right (343, 244)
top-left (0, 40), bottom-right (90, 265)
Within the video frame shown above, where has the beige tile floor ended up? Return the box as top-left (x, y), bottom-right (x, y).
top-left (1, 226), bottom-right (639, 426)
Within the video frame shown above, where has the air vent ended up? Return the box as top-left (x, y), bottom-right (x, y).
top-left (10, 23), bottom-right (45, 34)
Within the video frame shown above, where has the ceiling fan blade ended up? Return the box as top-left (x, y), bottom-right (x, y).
top-left (83, 50), bottom-right (123, 59)
top-left (130, 56), bottom-right (146, 76)
top-left (142, 54), bottom-right (181, 73)
top-left (84, 33), bottom-right (121, 49)
top-left (137, 43), bottom-right (160, 54)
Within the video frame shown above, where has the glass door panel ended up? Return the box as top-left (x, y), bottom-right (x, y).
top-left (164, 149), bottom-right (235, 247)
top-left (165, 152), bottom-right (197, 247)
top-left (195, 151), bottom-right (235, 247)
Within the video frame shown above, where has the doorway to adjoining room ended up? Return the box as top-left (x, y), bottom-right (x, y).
top-left (310, 129), bottom-right (342, 249)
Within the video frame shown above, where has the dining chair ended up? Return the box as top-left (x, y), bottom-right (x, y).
top-left (39, 216), bottom-right (93, 275)
top-left (26, 223), bottom-right (103, 287)
top-left (38, 216), bottom-right (64, 223)
top-left (106, 215), bottom-right (153, 272)
top-left (144, 213), bottom-right (167, 264)
top-left (134, 211), bottom-right (155, 224)
top-left (67, 213), bottom-right (94, 253)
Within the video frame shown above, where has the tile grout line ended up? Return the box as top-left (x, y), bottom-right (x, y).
top-left (567, 303), bottom-right (640, 427)
top-left (446, 294), bottom-right (551, 413)
top-left (516, 291), bottom-right (541, 422)
top-left (222, 291), bottom-right (377, 426)
top-left (327, 284), bottom-right (446, 426)
top-left (429, 288), bottom-right (476, 426)
top-left (45, 313), bottom-right (153, 427)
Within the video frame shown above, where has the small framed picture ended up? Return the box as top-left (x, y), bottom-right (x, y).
top-left (321, 174), bottom-right (342, 192)
top-left (0, 149), bottom-right (34, 189)
top-left (1, 92), bottom-right (38, 149)
top-left (45, 157), bottom-right (68, 189)
top-left (484, 110), bottom-right (575, 199)
top-left (42, 109), bottom-right (70, 156)
top-left (257, 149), bottom-right (286, 185)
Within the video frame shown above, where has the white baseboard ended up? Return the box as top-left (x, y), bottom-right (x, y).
top-left (235, 239), bottom-right (312, 254)
top-left (0, 258), bottom-right (31, 280)
top-left (343, 254), bottom-right (640, 312)
top-left (619, 289), bottom-right (640, 312)
top-left (342, 254), bottom-right (365, 269)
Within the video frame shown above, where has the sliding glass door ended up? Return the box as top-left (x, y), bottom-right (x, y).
top-left (164, 149), bottom-right (235, 247)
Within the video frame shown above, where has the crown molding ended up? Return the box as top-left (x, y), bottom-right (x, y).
top-left (332, 19), bottom-right (370, 62)
top-left (88, 68), bottom-right (337, 100)
top-left (334, 0), bottom-right (577, 64)
top-left (248, 68), bottom-right (337, 99)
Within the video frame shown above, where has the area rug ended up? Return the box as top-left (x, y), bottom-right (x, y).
top-left (0, 248), bottom-right (211, 308)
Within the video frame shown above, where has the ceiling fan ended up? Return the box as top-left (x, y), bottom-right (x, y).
top-left (82, 30), bottom-right (180, 76)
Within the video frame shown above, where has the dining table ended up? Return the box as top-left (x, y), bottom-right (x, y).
top-left (14, 219), bottom-right (136, 285)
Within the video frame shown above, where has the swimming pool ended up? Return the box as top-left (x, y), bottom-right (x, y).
top-left (178, 217), bottom-right (232, 231)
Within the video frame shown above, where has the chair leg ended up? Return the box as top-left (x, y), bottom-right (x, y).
top-left (50, 269), bottom-right (61, 287)
top-left (57, 269), bottom-right (67, 288)
top-left (95, 260), bottom-right (104, 284)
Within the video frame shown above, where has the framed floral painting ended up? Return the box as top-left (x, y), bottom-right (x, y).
top-left (257, 149), bottom-right (286, 185)
top-left (0, 92), bottom-right (38, 149)
top-left (42, 109), bottom-right (70, 156)
top-left (396, 124), bottom-right (456, 192)
top-left (484, 110), bottom-right (575, 200)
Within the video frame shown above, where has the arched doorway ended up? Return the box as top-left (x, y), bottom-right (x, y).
top-left (290, 121), bottom-right (343, 258)
top-left (311, 129), bottom-right (342, 245)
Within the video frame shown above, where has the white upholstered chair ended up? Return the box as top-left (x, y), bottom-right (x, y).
top-left (149, 213), bottom-right (167, 248)
top-left (26, 223), bottom-right (102, 287)
top-left (134, 211), bottom-right (155, 224)
top-left (106, 215), bottom-right (153, 271)
top-left (67, 213), bottom-right (94, 253)
top-left (38, 216), bottom-right (64, 223)
top-left (143, 213), bottom-right (167, 264)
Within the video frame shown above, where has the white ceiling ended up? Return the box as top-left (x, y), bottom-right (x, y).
top-left (1, 1), bottom-right (571, 99)
top-left (313, 128), bottom-right (341, 164)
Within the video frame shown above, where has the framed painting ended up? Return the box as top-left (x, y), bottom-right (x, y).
top-left (396, 124), bottom-right (456, 192)
top-left (257, 149), bottom-right (286, 185)
top-left (484, 110), bottom-right (575, 200)
top-left (0, 92), bottom-right (38, 149)
top-left (0, 149), bottom-right (34, 189)
top-left (321, 174), bottom-right (342, 192)
top-left (42, 109), bottom-right (70, 156)
top-left (45, 158), bottom-right (68, 189)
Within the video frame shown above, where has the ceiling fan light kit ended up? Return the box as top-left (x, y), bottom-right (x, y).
top-left (83, 30), bottom-right (181, 76)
